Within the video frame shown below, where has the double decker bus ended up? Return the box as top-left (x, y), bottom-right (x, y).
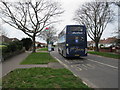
top-left (58, 25), bottom-right (87, 57)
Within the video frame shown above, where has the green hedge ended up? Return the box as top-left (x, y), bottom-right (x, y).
top-left (1, 41), bottom-right (24, 61)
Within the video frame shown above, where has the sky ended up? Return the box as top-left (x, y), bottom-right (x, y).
top-left (0, 0), bottom-right (118, 43)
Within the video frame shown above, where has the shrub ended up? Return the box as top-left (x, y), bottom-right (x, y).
top-left (21, 38), bottom-right (32, 51)
top-left (2, 41), bottom-right (24, 60)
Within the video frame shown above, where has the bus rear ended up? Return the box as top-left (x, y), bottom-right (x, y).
top-left (65, 25), bottom-right (87, 57)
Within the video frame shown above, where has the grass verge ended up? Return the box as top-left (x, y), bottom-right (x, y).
top-left (88, 51), bottom-right (120, 59)
top-left (0, 78), bottom-right (2, 87)
top-left (37, 48), bottom-right (48, 51)
top-left (21, 52), bottom-right (57, 64)
top-left (2, 68), bottom-right (92, 89)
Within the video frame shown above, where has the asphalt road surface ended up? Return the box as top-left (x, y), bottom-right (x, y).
top-left (50, 48), bottom-right (118, 89)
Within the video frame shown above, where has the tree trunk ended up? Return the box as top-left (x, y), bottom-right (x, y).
top-left (46, 38), bottom-right (49, 46)
top-left (95, 41), bottom-right (99, 52)
top-left (32, 34), bottom-right (36, 53)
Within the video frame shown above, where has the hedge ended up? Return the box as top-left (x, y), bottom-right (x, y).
top-left (1, 41), bottom-right (25, 61)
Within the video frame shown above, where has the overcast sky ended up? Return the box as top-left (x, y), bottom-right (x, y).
top-left (1, 0), bottom-right (118, 43)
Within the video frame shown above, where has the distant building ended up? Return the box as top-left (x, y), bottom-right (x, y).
top-left (87, 40), bottom-right (94, 47)
top-left (87, 37), bottom-right (118, 48)
top-left (0, 35), bottom-right (19, 43)
top-left (35, 42), bottom-right (47, 48)
top-left (99, 37), bottom-right (117, 47)
top-left (10, 38), bottom-right (19, 42)
top-left (87, 37), bottom-right (120, 53)
top-left (0, 35), bottom-right (11, 43)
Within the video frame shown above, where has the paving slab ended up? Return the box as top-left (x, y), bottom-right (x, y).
top-left (48, 62), bottom-right (65, 69)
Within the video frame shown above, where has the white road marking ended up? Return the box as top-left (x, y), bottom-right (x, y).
top-left (87, 59), bottom-right (118, 69)
top-left (82, 64), bottom-right (88, 68)
top-left (71, 64), bottom-right (80, 68)
top-left (77, 67), bottom-right (82, 71)
top-left (83, 81), bottom-right (88, 86)
top-left (71, 64), bottom-right (82, 71)
top-left (81, 64), bottom-right (88, 70)
top-left (75, 68), bottom-right (82, 71)
top-left (73, 74), bottom-right (78, 77)
top-left (54, 57), bottom-right (69, 69)
top-left (86, 64), bottom-right (95, 69)
top-left (65, 60), bottom-right (70, 63)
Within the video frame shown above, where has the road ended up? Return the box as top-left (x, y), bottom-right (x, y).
top-left (50, 48), bottom-right (118, 89)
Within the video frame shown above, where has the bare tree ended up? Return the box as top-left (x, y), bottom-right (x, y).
top-left (38, 26), bottom-right (57, 45)
top-left (0, 0), bottom-right (63, 52)
top-left (112, 2), bottom-right (120, 39)
top-left (73, 2), bottom-right (114, 51)
top-left (112, 2), bottom-right (120, 7)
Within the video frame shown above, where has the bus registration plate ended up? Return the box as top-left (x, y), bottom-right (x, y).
top-left (75, 54), bottom-right (79, 56)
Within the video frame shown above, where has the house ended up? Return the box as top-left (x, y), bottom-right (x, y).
top-left (0, 35), bottom-right (19, 43)
top-left (0, 35), bottom-right (12, 43)
top-left (87, 37), bottom-right (120, 53)
top-left (10, 38), bottom-right (19, 42)
top-left (87, 37), bottom-right (118, 48)
top-left (99, 37), bottom-right (117, 47)
top-left (87, 41), bottom-right (94, 47)
top-left (35, 42), bottom-right (47, 48)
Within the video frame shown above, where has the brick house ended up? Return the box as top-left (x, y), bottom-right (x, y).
top-left (0, 35), bottom-right (12, 43)
top-left (0, 35), bottom-right (19, 43)
top-left (87, 37), bottom-right (117, 48)
top-left (99, 37), bottom-right (117, 47)
top-left (87, 37), bottom-right (120, 53)
top-left (35, 42), bottom-right (47, 48)
top-left (10, 38), bottom-right (19, 42)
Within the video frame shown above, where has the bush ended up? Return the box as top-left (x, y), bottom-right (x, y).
top-left (3, 41), bottom-right (22, 53)
top-left (21, 38), bottom-right (32, 51)
top-left (2, 41), bottom-right (24, 61)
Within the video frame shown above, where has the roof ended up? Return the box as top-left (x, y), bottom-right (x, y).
top-left (99, 37), bottom-right (117, 44)
top-left (35, 42), bottom-right (47, 45)
top-left (0, 35), bottom-right (19, 42)
top-left (87, 37), bottom-right (117, 44)
top-left (10, 38), bottom-right (19, 41)
top-left (0, 35), bottom-right (12, 42)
